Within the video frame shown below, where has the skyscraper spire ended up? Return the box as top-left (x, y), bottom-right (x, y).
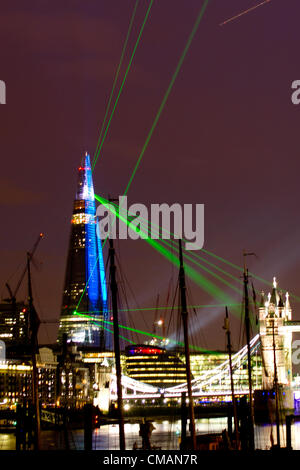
top-left (58, 153), bottom-right (109, 348)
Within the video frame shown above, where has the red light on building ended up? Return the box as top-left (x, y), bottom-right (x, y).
top-left (128, 345), bottom-right (165, 356)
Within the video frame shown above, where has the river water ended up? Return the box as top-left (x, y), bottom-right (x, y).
top-left (1, 418), bottom-right (300, 450)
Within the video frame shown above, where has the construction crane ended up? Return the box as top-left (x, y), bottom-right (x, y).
top-left (1, 233), bottom-right (44, 450)
top-left (3, 233), bottom-right (44, 305)
top-left (2, 233), bottom-right (44, 340)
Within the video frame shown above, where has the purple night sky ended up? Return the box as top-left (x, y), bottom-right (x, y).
top-left (0, 0), bottom-right (300, 350)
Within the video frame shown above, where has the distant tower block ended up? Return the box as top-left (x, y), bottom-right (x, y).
top-left (259, 277), bottom-right (292, 390)
top-left (58, 153), bottom-right (109, 348)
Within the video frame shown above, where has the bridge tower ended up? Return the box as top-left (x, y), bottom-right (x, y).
top-left (258, 277), bottom-right (293, 409)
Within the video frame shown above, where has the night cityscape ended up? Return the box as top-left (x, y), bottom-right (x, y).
top-left (1, 0), bottom-right (300, 460)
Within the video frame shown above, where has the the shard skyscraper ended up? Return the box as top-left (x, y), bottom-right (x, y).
top-left (58, 152), bottom-right (109, 348)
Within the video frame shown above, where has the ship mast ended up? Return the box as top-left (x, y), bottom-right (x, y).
top-left (109, 237), bottom-right (125, 450)
top-left (178, 240), bottom-right (196, 450)
top-left (27, 252), bottom-right (40, 451)
top-left (243, 252), bottom-right (255, 451)
top-left (224, 307), bottom-right (240, 449)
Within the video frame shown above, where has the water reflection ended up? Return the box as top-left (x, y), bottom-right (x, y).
top-left (0, 418), bottom-right (300, 450)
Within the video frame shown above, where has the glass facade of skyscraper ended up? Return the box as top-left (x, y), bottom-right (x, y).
top-left (58, 153), bottom-right (108, 348)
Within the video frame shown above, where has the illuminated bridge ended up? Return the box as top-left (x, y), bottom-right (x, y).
top-left (109, 335), bottom-right (261, 402)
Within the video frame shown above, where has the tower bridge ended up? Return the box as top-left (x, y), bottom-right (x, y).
top-left (108, 335), bottom-right (261, 402)
top-left (104, 278), bottom-right (299, 407)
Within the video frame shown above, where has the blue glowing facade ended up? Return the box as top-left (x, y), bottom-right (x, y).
top-left (58, 153), bottom-right (109, 348)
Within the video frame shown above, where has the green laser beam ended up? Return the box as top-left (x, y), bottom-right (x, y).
top-left (99, 195), bottom-right (242, 295)
top-left (80, 0), bottom-right (287, 312)
top-left (74, 311), bottom-right (217, 353)
top-left (95, 194), bottom-right (237, 311)
top-left (74, 304), bottom-right (241, 315)
top-left (77, 0), bottom-right (210, 309)
top-left (76, 246), bottom-right (102, 311)
top-left (92, 0), bottom-right (154, 171)
top-left (92, 0), bottom-right (140, 167)
top-left (123, 0), bottom-right (210, 195)
top-left (102, 324), bottom-right (135, 345)
top-left (201, 249), bottom-right (300, 303)
top-left (77, 195), bottom-right (240, 312)
top-left (99, 195), bottom-right (298, 305)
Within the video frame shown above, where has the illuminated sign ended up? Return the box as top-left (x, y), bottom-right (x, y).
top-left (127, 346), bottom-right (165, 356)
